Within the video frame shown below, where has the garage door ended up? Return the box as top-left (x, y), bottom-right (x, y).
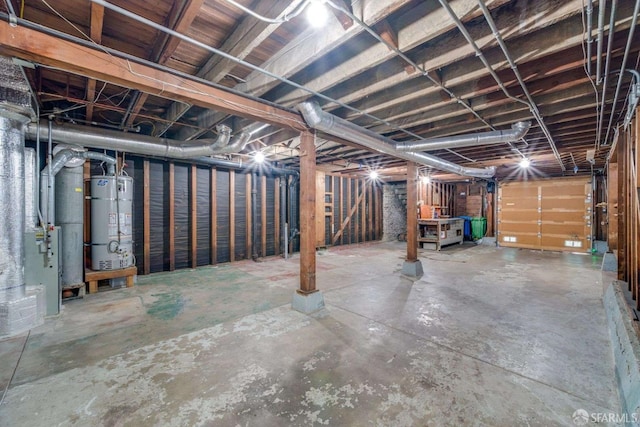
top-left (498, 178), bottom-right (592, 252)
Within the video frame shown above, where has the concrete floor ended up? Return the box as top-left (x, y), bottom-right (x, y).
top-left (0, 242), bottom-right (620, 426)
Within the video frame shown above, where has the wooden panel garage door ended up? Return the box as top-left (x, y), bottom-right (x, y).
top-left (498, 178), bottom-right (592, 252)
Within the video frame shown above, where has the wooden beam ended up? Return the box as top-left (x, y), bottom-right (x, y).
top-left (406, 162), bottom-right (418, 262)
top-left (354, 180), bottom-right (360, 242)
top-left (230, 170), bottom-right (235, 262)
top-left (378, 20), bottom-right (398, 50)
top-left (367, 181), bottom-right (373, 240)
top-left (0, 20), bottom-right (307, 131)
top-left (191, 164), bottom-right (197, 268)
top-left (261, 175), bottom-right (267, 257)
top-left (360, 180), bottom-right (366, 242)
top-left (329, 0), bottom-right (355, 30)
top-left (168, 162), bottom-right (175, 271)
top-left (143, 159), bottom-right (150, 275)
top-left (618, 133), bottom-right (627, 282)
top-left (210, 168), bottom-right (217, 264)
top-left (85, 2), bottom-right (104, 121)
top-left (299, 131), bottom-right (317, 294)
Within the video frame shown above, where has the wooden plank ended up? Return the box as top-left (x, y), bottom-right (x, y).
top-left (332, 183), bottom-right (365, 244)
top-left (261, 175), bottom-right (267, 257)
top-left (608, 162), bottom-right (619, 250)
top-left (316, 171), bottom-right (326, 247)
top-left (347, 178), bottom-right (352, 244)
top-left (618, 134), bottom-right (627, 282)
top-left (355, 180), bottom-right (360, 242)
top-left (299, 132), bottom-right (317, 294)
top-left (338, 177), bottom-right (343, 244)
top-left (168, 162), bottom-right (175, 271)
top-left (0, 21), bottom-right (307, 132)
top-left (246, 173), bottom-right (252, 260)
top-left (230, 170), bottom-right (235, 262)
top-left (373, 183), bottom-right (379, 240)
top-left (85, 2), bottom-right (104, 121)
top-left (191, 164), bottom-right (197, 269)
top-left (143, 159), bottom-right (150, 275)
top-left (406, 162), bottom-right (418, 262)
top-left (210, 168), bottom-right (217, 265)
top-left (274, 177), bottom-right (280, 255)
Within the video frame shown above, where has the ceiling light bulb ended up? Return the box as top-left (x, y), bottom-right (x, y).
top-left (519, 158), bottom-right (531, 168)
top-left (421, 176), bottom-right (431, 184)
top-left (254, 151), bottom-right (265, 163)
top-left (307, 1), bottom-right (328, 28)
top-left (369, 170), bottom-right (379, 180)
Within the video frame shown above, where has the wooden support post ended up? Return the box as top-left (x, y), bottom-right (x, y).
top-left (360, 180), bottom-right (366, 242)
top-left (373, 184), bottom-right (380, 240)
top-left (246, 173), bottom-right (252, 260)
top-left (143, 160), bottom-right (150, 275)
top-left (367, 181), bottom-right (374, 240)
top-left (210, 168), bottom-right (217, 264)
top-left (230, 170), bottom-right (235, 262)
top-left (261, 175), bottom-right (267, 257)
top-left (618, 134), bottom-right (627, 282)
top-left (406, 162), bottom-right (418, 262)
top-left (168, 162), bottom-right (175, 271)
top-left (275, 177), bottom-right (280, 256)
top-left (299, 131), bottom-right (317, 294)
top-left (190, 164), bottom-right (197, 269)
top-left (346, 178), bottom-right (352, 244)
top-left (354, 179), bottom-right (360, 242)
top-left (338, 177), bottom-right (343, 244)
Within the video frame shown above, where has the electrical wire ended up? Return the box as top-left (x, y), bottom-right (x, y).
top-left (0, 330), bottom-right (30, 407)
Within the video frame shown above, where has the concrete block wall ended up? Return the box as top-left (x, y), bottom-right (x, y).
top-left (604, 281), bottom-right (640, 421)
top-left (382, 184), bottom-right (407, 242)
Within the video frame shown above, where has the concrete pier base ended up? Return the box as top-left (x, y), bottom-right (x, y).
top-left (401, 259), bottom-right (424, 278)
top-left (291, 290), bottom-right (325, 314)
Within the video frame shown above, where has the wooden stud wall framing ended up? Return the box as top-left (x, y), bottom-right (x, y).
top-left (261, 175), bottom-right (267, 258)
top-left (275, 177), bottom-right (280, 255)
top-left (246, 173), bottom-right (252, 260)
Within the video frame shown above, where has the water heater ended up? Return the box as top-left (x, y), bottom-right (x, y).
top-left (90, 175), bottom-right (134, 270)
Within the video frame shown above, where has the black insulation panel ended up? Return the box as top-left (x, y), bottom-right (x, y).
top-left (265, 177), bottom-right (275, 256)
top-left (196, 167), bottom-right (211, 266)
top-left (148, 160), bottom-right (168, 272)
top-left (234, 173), bottom-right (247, 260)
top-left (174, 164), bottom-right (189, 269)
top-left (216, 169), bottom-right (230, 263)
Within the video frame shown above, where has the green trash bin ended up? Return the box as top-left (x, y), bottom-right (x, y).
top-left (471, 217), bottom-right (486, 240)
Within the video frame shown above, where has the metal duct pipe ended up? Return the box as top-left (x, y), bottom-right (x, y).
top-left (396, 121), bottom-right (530, 152)
top-left (26, 120), bottom-right (242, 159)
top-left (41, 149), bottom-right (117, 226)
top-left (24, 148), bottom-right (38, 231)
top-left (193, 156), bottom-right (298, 176)
top-left (297, 102), bottom-right (496, 178)
top-left (596, 0), bottom-right (607, 83)
top-left (0, 113), bottom-right (28, 302)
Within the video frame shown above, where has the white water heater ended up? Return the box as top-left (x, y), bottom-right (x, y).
top-left (90, 175), bottom-right (134, 270)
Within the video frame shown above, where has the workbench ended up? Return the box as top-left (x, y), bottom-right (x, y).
top-left (418, 218), bottom-right (464, 250)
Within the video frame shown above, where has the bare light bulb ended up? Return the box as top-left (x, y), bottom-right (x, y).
top-left (519, 158), bottom-right (531, 168)
top-left (254, 151), bottom-right (265, 163)
top-left (307, 1), bottom-right (329, 28)
top-left (369, 170), bottom-right (379, 180)
top-left (421, 176), bottom-right (431, 184)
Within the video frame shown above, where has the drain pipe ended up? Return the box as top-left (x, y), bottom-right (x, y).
top-left (395, 121), bottom-right (530, 152)
top-left (586, 0), bottom-right (594, 76)
top-left (596, 0), bottom-right (607, 83)
top-left (298, 102), bottom-right (496, 179)
top-left (596, 0), bottom-right (618, 147)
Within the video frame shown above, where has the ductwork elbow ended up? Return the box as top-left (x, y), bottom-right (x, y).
top-left (511, 121), bottom-right (531, 140)
top-left (298, 102), bottom-right (325, 129)
top-left (214, 131), bottom-right (251, 154)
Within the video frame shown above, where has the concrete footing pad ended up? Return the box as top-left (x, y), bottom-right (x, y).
top-left (291, 291), bottom-right (325, 314)
top-left (604, 281), bottom-right (640, 418)
top-left (401, 260), bottom-right (424, 278)
top-left (602, 252), bottom-right (617, 272)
